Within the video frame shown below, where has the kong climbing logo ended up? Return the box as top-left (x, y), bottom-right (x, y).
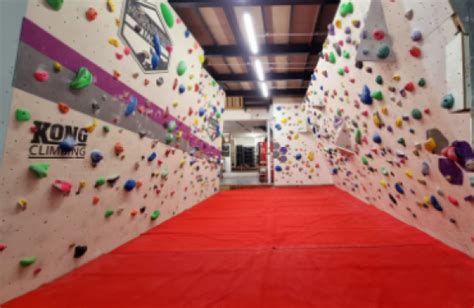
top-left (29, 121), bottom-right (88, 159)
top-left (119, 0), bottom-right (172, 73)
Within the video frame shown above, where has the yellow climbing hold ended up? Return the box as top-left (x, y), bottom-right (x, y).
top-left (107, 0), bottom-right (116, 12)
top-left (293, 133), bottom-right (299, 140)
top-left (17, 199), bottom-right (28, 209)
top-left (85, 118), bottom-right (98, 133)
top-left (179, 159), bottom-right (186, 168)
top-left (423, 196), bottom-right (430, 205)
top-left (108, 37), bottom-right (120, 48)
top-left (392, 75), bottom-right (401, 81)
top-left (424, 138), bottom-right (437, 152)
top-left (335, 20), bottom-right (342, 29)
top-left (307, 151), bottom-right (315, 161)
top-left (380, 179), bottom-right (387, 188)
top-left (176, 131), bottom-right (183, 140)
top-left (372, 112), bottom-right (382, 128)
top-left (281, 118), bottom-right (288, 124)
top-left (172, 101), bottom-right (178, 108)
top-left (53, 62), bottom-right (62, 72)
top-left (199, 54), bottom-right (205, 65)
top-left (381, 106), bottom-right (389, 116)
top-left (405, 170), bottom-right (414, 178)
top-left (395, 117), bottom-right (403, 128)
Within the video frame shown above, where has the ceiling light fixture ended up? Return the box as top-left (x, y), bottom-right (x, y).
top-left (243, 13), bottom-right (259, 54)
top-left (254, 59), bottom-right (264, 81)
top-left (259, 82), bottom-right (269, 98)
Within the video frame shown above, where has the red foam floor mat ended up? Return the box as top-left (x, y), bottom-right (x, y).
top-left (5, 186), bottom-right (474, 307)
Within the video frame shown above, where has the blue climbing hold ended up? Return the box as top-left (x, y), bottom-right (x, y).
top-left (275, 123), bottom-right (282, 130)
top-left (430, 195), bottom-right (443, 212)
top-left (360, 85), bottom-right (373, 105)
top-left (372, 133), bottom-right (382, 144)
top-left (90, 150), bottom-right (104, 166)
top-left (152, 34), bottom-right (161, 58)
top-left (179, 84), bottom-right (186, 94)
top-left (124, 179), bottom-right (137, 191)
top-left (148, 152), bottom-right (157, 162)
top-left (124, 96), bottom-right (138, 116)
top-left (59, 136), bottom-right (75, 152)
top-left (198, 107), bottom-right (206, 117)
top-left (275, 165), bottom-right (282, 172)
top-left (395, 182), bottom-right (404, 194)
top-left (151, 52), bottom-right (159, 70)
top-left (295, 153), bottom-right (302, 160)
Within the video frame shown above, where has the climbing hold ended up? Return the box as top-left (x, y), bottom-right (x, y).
top-left (359, 85), bottom-right (373, 105)
top-left (86, 7), bottom-right (98, 21)
top-left (409, 47), bottom-right (422, 58)
top-left (375, 75), bottom-right (383, 85)
top-left (15, 108), bottom-right (31, 122)
top-left (17, 199), bottom-right (28, 209)
top-left (124, 96), bottom-right (138, 116)
top-left (20, 256), bottom-right (37, 267)
top-left (411, 108), bottom-right (422, 120)
top-left (59, 136), bottom-right (75, 152)
top-left (58, 102), bottom-right (70, 113)
top-left (106, 0), bottom-right (116, 12)
top-left (411, 31), bottom-right (423, 42)
top-left (441, 94), bottom-right (455, 109)
top-left (329, 52), bottom-right (336, 64)
top-left (70, 67), bottom-right (93, 89)
top-left (372, 30), bottom-right (385, 41)
top-left (424, 138), bottom-right (437, 152)
top-left (372, 133), bottom-right (382, 144)
top-left (371, 90), bottom-right (383, 101)
top-left (29, 163), bottom-right (50, 178)
top-left (148, 152), bottom-right (157, 162)
top-left (124, 179), bottom-right (137, 191)
top-left (74, 245), bottom-right (88, 258)
top-left (377, 44), bottom-right (391, 59)
top-left (166, 133), bottom-right (174, 144)
top-left (430, 195), bottom-right (443, 212)
top-left (339, 2), bottom-right (354, 17)
top-left (90, 150), bottom-right (104, 166)
top-left (421, 161), bottom-right (430, 176)
top-left (355, 129), bottom-right (362, 145)
top-left (405, 9), bottom-right (414, 20)
top-left (448, 196), bottom-right (459, 206)
top-left (151, 210), bottom-right (160, 221)
top-left (47, 0), bottom-right (63, 10)
top-left (151, 52), bottom-right (159, 70)
top-left (34, 70), bottom-right (49, 82)
top-left (53, 180), bottom-right (73, 193)
top-left (395, 183), bottom-right (404, 194)
top-left (439, 158), bottom-right (463, 185)
top-left (104, 209), bottom-right (114, 218)
top-left (418, 78), bottom-right (426, 87)
top-left (114, 142), bottom-right (124, 155)
top-left (405, 170), bottom-right (413, 178)
top-left (177, 61), bottom-right (187, 76)
top-left (0, 243), bottom-right (6, 251)
top-left (361, 156), bottom-right (369, 165)
top-left (372, 112), bottom-right (383, 128)
top-left (160, 3), bottom-right (175, 28)
top-left (92, 196), bottom-right (100, 205)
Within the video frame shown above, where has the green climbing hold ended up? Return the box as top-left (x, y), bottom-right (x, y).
top-left (166, 133), bottom-right (174, 144)
top-left (418, 78), bottom-right (426, 87)
top-left (29, 163), bottom-right (50, 178)
top-left (340, 2), bottom-right (354, 17)
top-left (70, 67), bottom-right (93, 89)
top-left (470, 176), bottom-right (474, 187)
top-left (337, 68), bottom-right (345, 76)
top-left (160, 3), bottom-right (174, 29)
top-left (411, 108), bottom-right (422, 120)
top-left (95, 176), bottom-right (106, 187)
top-left (380, 167), bottom-right (389, 176)
top-left (376, 75), bottom-right (383, 85)
top-left (177, 61), bottom-right (187, 76)
top-left (329, 52), bottom-right (336, 64)
top-left (361, 156), bottom-right (369, 165)
top-left (151, 210), bottom-right (160, 221)
top-left (20, 256), bottom-right (37, 267)
top-left (398, 138), bottom-right (406, 147)
top-left (355, 129), bottom-right (362, 145)
top-left (47, 0), bottom-right (63, 11)
top-left (377, 44), bottom-right (391, 59)
top-left (104, 209), bottom-right (114, 218)
top-left (441, 94), bottom-right (455, 109)
top-left (342, 50), bottom-right (350, 59)
top-left (371, 91), bottom-right (383, 101)
top-left (15, 108), bottom-right (31, 122)
top-left (103, 125), bottom-right (110, 133)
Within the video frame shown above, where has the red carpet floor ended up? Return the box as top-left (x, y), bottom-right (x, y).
top-left (5, 186), bottom-right (474, 308)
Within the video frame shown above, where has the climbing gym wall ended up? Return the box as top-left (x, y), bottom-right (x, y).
top-left (306, 0), bottom-right (474, 257)
top-left (272, 98), bottom-right (333, 186)
top-left (0, 0), bottom-right (225, 303)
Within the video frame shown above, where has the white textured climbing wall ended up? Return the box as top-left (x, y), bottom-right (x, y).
top-left (272, 98), bottom-right (333, 186)
top-left (307, 0), bottom-right (474, 257)
top-left (0, 0), bottom-right (224, 303)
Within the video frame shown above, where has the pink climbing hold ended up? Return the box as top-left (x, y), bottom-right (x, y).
top-left (448, 196), bottom-right (459, 206)
top-left (0, 243), bottom-right (6, 251)
top-left (34, 70), bottom-right (49, 82)
top-left (52, 180), bottom-right (73, 193)
top-left (124, 46), bottom-right (131, 55)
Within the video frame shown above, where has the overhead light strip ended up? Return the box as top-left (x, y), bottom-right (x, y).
top-left (259, 82), bottom-right (269, 98)
top-left (254, 59), bottom-right (264, 81)
top-left (243, 13), bottom-right (259, 55)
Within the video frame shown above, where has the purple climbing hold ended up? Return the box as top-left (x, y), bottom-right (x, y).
top-left (452, 141), bottom-right (474, 172)
top-left (438, 158), bottom-right (463, 185)
top-left (411, 31), bottom-right (423, 42)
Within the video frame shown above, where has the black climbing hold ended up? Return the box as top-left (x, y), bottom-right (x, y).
top-left (74, 245), bottom-right (88, 258)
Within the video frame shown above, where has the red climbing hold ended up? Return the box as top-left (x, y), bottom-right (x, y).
top-left (114, 142), bottom-right (124, 155)
top-left (372, 30), bottom-right (385, 41)
top-left (86, 8), bottom-right (98, 21)
top-left (448, 196), bottom-right (459, 206)
top-left (34, 70), bottom-right (49, 82)
top-left (404, 82), bottom-right (415, 92)
top-left (410, 47), bottom-right (422, 58)
top-left (52, 180), bottom-right (73, 194)
top-left (0, 243), bottom-right (6, 251)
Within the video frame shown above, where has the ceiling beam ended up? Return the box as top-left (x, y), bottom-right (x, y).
top-left (169, 0), bottom-right (340, 8)
top-left (227, 88), bottom-right (307, 97)
top-left (204, 43), bottom-right (322, 57)
top-left (211, 71), bottom-right (312, 82)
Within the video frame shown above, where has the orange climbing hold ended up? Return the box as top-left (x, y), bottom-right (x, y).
top-left (58, 102), bottom-right (70, 114)
top-left (92, 196), bottom-right (100, 205)
top-left (114, 142), bottom-right (124, 155)
top-left (86, 8), bottom-right (98, 21)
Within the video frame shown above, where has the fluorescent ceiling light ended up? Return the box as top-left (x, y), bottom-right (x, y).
top-left (254, 59), bottom-right (264, 81)
top-left (243, 13), bottom-right (259, 54)
top-left (259, 82), bottom-right (269, 98)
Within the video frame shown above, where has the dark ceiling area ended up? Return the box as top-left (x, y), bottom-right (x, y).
top-left (169, 0), bottom-right (340, 105)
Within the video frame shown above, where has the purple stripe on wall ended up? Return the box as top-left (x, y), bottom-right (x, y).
top-left (19, 18), bottom-right (221, 158)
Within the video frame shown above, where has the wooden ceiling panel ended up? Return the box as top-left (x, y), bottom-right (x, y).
top-left (226, 56), bottom-right (248, 74)
top-left (234, 6), bottom-right (266, 45)
top-left (267, 5), bottom-right (291, 44)
top-left (199, 7), bottom-right (236, 45)
top-left (288, 54), bottom-right (308, 72)
top-left (224, 81), bottom-right (242, 91)
top-left (290, 5), bottom-right (321, 44)
top-left (175, 7), bottom-right (215, 46)
top-left (315, 4), bottom-right (338, 43)
top-left (207, 56), bottom-right (232, 74)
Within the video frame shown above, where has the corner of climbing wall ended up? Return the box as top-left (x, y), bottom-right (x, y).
top-left (0, 0), bottom-right (225, 303)
top-left (272, 97), bottom-right (333, 186)
top-left (305, 0), bottom-right (474, 258)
